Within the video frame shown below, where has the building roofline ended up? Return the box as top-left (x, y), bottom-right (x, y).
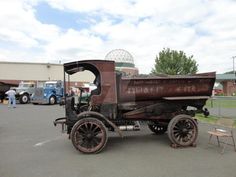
top-left (216, 74), bottom-right (236, 81)
top-left (0, 61), bottom-right (62, 66)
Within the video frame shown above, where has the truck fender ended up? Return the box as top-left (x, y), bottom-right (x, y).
top-left (48, 93), bottom-right (55, 98)
top-left (19, 91), bottom-right (28, 96)
top-left (77, 111), bottom-right (123, 137)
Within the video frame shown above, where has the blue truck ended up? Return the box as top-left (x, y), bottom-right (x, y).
top-left (31, 80), bottom-right (63, 105)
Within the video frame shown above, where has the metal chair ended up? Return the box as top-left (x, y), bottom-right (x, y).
top-left (208, 117), bottom-right (236, 154)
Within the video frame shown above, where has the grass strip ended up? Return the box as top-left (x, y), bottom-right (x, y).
top-left (206, 99), bottom-right (236, 108)
top-left (195, 114), bottom-right (236, 128)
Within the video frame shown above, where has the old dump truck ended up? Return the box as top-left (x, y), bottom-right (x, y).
top-left (54, 60), bottom-right (215, 154)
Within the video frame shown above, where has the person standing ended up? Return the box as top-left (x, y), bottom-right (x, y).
top-left (5, 89), bottom-right (16, 108)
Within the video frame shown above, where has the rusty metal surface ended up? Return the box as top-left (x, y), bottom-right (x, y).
top-left (118, 72), bottom-right (215, 102)
top-left (90, 61), bottom-right (117, 105)
top-left (64, 60), bottom-right (117, 105)
top-left (62, 60), bottom-right (215, 130)
top-left (64, 60), bottom-right (215, 106)
top-left (57, 60), bottom-right (218, 153)
top-left (163, 96), bottom-right (210, 100)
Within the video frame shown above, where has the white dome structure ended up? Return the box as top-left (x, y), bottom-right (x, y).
top-left (105, 49), bottom-right (138, 76)
top-left (105, 49), bottom-right (134, 67)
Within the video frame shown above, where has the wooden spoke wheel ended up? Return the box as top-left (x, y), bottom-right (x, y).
top-left (148, 123), bottom-right (167, 135)
top-left (71, 118), bottom-right (108, 154)
top-left (168, 114), bottom-right (198, 147)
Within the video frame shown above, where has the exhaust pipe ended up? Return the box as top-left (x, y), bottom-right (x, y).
top-left (118, 121), bottom-right (140, 131)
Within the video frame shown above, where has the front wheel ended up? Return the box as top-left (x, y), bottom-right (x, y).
top-left (49, 96), bottom-right (56, 105)
top-left (71, 118), bottom-right (108, 154)
top-left (19, 94), bottom-right (29, 104)
top-left (167, 114), bottom-right (198, 147)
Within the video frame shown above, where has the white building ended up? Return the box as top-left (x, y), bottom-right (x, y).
top-left (0, 49), bottom-right (139, 86)
top-left (0, 61), bottom-right (94, 86)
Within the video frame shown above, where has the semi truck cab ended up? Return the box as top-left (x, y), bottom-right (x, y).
top-left (31, 80), bottom-right (63, 105)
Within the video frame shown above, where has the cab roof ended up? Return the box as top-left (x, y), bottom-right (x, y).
top-left (64, 60), bottom-right (114, 75)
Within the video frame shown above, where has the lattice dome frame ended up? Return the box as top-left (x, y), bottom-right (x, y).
top-left (105, 49), bottom-right (134, 66)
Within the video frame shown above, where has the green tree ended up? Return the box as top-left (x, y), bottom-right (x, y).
top-left (224, 71), bottom-right (235, 74)
top-left (151, 48), bottom-right (198, 75)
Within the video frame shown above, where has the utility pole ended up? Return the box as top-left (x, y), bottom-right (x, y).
top-left (233, 56), bottom-right (236, 76)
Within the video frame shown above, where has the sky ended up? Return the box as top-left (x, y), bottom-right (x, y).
top-left (0, 0), bottom-right (236, 74)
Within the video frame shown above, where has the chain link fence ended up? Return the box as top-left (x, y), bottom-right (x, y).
top-left (207, 96), bottom-right (236, 119)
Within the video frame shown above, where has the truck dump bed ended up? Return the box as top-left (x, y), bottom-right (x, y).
top-left (118, 72), bottom-right (215, 102)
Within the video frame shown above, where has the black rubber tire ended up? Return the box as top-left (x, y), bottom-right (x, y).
top-left (148, 123), bottom-right (167, 135)
top-left (19, 94), bottom-right (29, 104)
top-left (49, 96), bottom-right (56, 105)
top-left (167, 114), bottom-right (198, 147)
top-left (71, 118), bottom-right (108, 154)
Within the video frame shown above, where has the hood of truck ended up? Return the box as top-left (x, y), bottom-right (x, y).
top-left (15, 88), bottom-right (27, 94)
top-left (44, 87), bottom-right (56, 93)
top-left (33, 87), bottom-right (55, 97)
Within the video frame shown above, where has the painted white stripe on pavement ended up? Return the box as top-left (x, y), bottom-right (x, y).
top-left (33, 136), bottom-right (64, 147)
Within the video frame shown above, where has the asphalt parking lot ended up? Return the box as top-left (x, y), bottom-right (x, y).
top-left (0, 104), bottom-right (236, 177)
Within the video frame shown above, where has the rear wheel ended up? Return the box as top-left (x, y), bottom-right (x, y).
top-left (19, 93), bottom-right (29, 104)
top-left (71, 118), bottom-right (108, 154)
top-left (168, 114), bottom-right (198, 147)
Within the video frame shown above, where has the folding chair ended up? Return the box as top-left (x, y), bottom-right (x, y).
top-left (207, 117), bottom-right (236, 154)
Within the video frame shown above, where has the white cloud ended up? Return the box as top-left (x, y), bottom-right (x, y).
top-left (45, 28), bottom-right (105, 60)
top-left (0, 0), bottom-right (236, 74)
top-left (0, 0), bottom-right (60, 48)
